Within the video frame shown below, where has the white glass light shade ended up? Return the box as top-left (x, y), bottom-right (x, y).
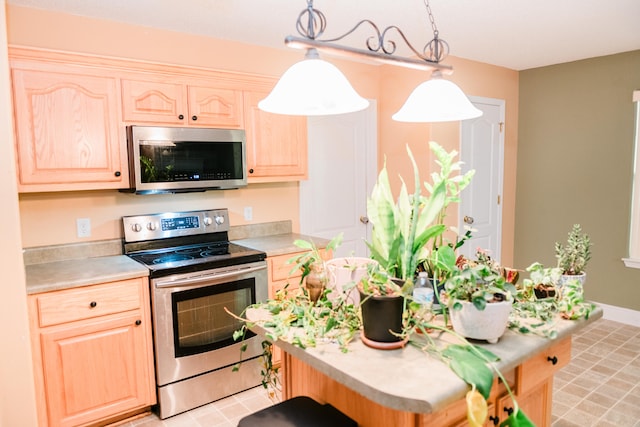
top-left (258, 54), bottom-right (369, 116)
top-left (392, 76), bottom-right (483, 122)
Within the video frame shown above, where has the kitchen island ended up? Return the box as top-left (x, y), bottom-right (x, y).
top-left (249, 306), bottom-right (602, 427)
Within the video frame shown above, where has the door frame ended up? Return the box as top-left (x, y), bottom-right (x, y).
top-left (458, 96), bottom-right (506, 261)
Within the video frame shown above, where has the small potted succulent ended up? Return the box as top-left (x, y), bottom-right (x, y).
top-left (555, 224), bottom-right (591, 287)
top-left (442, 254), bottom-right (516, 344)
top-left (522, 262), bottom-right (561, 299)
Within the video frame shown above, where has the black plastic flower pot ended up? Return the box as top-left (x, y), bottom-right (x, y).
top-left (359, 292), bottom-right (405, 343)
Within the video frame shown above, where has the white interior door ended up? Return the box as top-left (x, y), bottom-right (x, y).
top-left (300, 101), bottom-right (377, 257)
top-left (458, 97), bottom-right (505, 262)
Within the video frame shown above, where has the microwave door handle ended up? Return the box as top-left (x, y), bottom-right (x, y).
top-left (154, 264), bottom-right (266, 288)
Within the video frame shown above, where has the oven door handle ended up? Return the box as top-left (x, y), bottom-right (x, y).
top-left (154, 264), bottom-right (267, 288)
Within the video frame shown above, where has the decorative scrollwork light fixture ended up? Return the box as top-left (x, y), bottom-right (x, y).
top-left (259, 0), bottom-right (482, 122)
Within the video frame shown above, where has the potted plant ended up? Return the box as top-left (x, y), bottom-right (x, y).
top-left (325, 256), bottom-right (377, 305)
top-left (287, 233), bottom-right (343, 303)
top-left (361, 143), bottom-right (452, 347)
top-left (356, 262), bottom-right (407, 347)
top-left (442, 258), bottom-right (516, 344)
top-left (521, 262), bottom-right (561, 299)
top-left (555, 223), bottom-right (591, 287)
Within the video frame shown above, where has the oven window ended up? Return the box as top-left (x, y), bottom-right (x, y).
top-left (171, 278), bottom-right (255, 357)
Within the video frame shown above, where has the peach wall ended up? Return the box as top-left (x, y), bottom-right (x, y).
top-left (8, 4), bottom-right (518, 267)
top-left (18, 184), bottom-right (300, 247)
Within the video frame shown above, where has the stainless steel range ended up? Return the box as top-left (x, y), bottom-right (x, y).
top-left (122, 209), bottom-right (267, 419)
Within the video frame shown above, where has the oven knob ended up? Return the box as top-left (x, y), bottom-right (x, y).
top-left (131, 223), bottom-right (142, 232)
top-left (147, 222), bottom-right (158, 231)
top-left (214, 215), bottom-right (225, 225)
top-left (203, 216), bottom-right (213, 226)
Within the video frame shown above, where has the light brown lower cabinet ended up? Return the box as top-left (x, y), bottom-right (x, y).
top-left (28, 277), bottom-right (155, 427)
top-left (282, 336), bottom-right (571, 427)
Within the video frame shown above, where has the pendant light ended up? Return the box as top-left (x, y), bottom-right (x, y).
top-left (262, 0), bottom-right (482, 122)
top-left (258, 48), bottom-right (369, 116)
top-left (392, 71), bottom-right (482, 122)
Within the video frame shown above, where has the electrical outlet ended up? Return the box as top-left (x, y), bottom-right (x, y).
top-left (243, 207), bottom-right (253, 221)
top-left (76, 218), bottom-right (91, 238)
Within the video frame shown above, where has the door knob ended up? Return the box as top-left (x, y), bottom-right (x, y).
top-left (464, 215), bottom-right (474, 224)
top-left (360, 216), bottom-right (369, 224)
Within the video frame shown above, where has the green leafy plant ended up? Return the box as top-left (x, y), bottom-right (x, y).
top-left (425, 142), bottom-right (476, 253)
top-left (228, 280), bottom-right (361, 400)
top-left (286, 233), bottom-right (343, 302)
top-left (420, 142), bottom-right (475, 288)
top-left (557, 278), bottom-right (596, 320)
top-left (404, 308), bottom-right (534, 427)
top-left (366, 144), bottom-right (447, 288)
top-left (357, 261), bottom-right (402, 297)
top-left (508, 263), bottom-right (595, 339)
top-left (442, 263), bottom-right (516, 312)
top-left (555, 224), bottom-right (592, 275)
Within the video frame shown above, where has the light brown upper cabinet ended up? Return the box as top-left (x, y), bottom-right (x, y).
top-left (11, 59), bottom-right (128, 192)
top-left (121, 77), bottom-right (244, 128)
top-left (9, 47), bottom-right (309, 191)
top-left (243, 90), bottom-right (308, 182)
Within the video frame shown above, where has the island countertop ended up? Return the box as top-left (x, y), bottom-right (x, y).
top-left (248, 305), bottom-right (603, 415)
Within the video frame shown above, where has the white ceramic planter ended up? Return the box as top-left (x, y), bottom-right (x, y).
top-left (558, 272), bottom-right (586, 288)
top-left (326, 257), bottom-right (377, 305)
top-left (449, 300), bottom-right (512, 344)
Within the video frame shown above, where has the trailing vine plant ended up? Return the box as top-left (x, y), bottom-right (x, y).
top-left (229, 280), bottom-right (536, 426)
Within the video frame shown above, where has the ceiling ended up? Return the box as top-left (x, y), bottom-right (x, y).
top-left (6, 0), bottom-right (640, 70)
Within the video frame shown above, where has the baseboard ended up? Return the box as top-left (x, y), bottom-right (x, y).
top-left (595, 301), bottom-right (640, 327)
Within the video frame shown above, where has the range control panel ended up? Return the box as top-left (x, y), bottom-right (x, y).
top-left (122, 209), bottom-right (229, 243)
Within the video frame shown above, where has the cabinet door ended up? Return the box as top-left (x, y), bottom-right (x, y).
top-left (243, 91), bottom-right (308, 182)
top-left (187, 85), bottom-right (244, 128)
top-left (496, 383), bottom-right (551, 427)
top-left (40, 312), bottom-right (153, 427)
top-left (12, 68), bottom-right (126, 191)
top-left (121, 79), bottom-right (187, 124)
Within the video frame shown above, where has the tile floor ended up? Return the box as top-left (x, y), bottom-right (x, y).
top-left (119, 318), bottom-right (639, 427)
top-left (551, 318), bottom-right (640, 427)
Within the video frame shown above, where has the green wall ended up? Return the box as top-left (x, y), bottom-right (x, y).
top-left (515, 50), bottom-right (640, 311)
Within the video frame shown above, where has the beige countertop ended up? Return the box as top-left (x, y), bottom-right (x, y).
top-left (233, 233), bottom-right (330, 257)
top-left (25, 255), bottom-right (149, 294)
top-left (248, 305), bottom-right (603, 414)
top-left (24, 229), bottom-right (327, 294)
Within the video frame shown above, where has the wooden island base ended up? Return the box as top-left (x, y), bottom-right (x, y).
top-left (282, 336), bottom-right (572, 427)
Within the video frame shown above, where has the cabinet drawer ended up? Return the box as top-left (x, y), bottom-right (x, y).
top-left (268, 252), bottom-right (303, 283)
top-left (35, 278), bottom-right (144, 327)
top-left (517, 336), bottom-right (571, 394)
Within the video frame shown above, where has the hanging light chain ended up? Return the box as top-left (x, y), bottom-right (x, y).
top-left (297, 0), bottom-right (326, 40)
top-left (424, 0), bottom-right (439, 38)
top-left (422, 0), bottom-right (449, 63)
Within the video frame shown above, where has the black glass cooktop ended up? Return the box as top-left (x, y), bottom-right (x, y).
top-left (126, 241), bottom-right (265, 276)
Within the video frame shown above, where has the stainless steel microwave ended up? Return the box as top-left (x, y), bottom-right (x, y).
top-left (123, 126), bottom-right (247, 194)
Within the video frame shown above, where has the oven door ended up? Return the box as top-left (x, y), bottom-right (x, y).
top-left (150, 261), bottom-right (267, 386)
